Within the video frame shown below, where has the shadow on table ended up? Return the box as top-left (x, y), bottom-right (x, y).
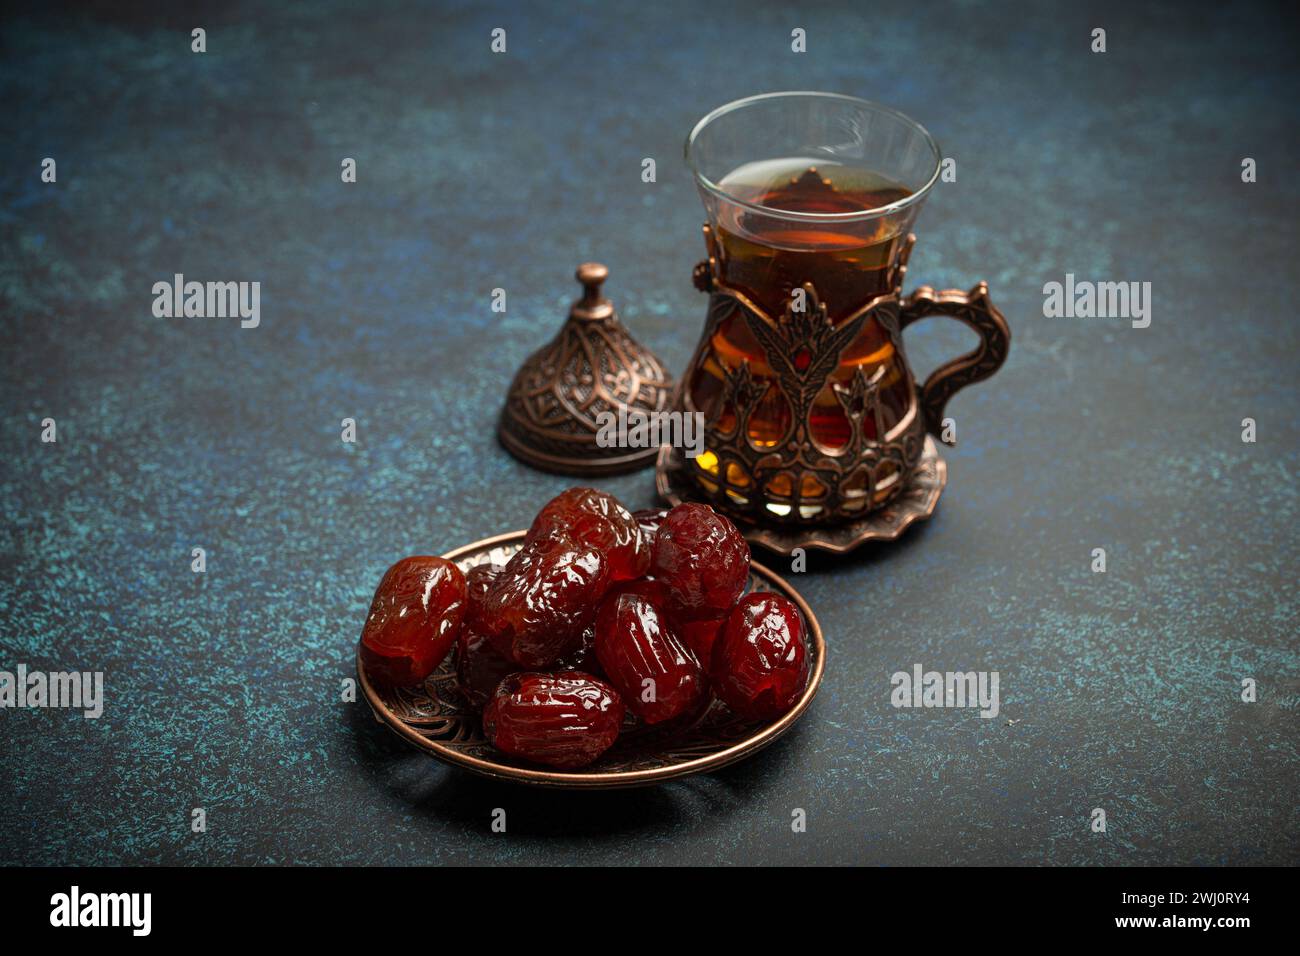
top-left (347, 697), bottom-right (811, 843)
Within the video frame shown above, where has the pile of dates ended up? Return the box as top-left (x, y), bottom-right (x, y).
top-left (359, 488), bottom-right (810, 768)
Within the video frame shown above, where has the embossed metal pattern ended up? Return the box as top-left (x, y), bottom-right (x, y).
top-left (678, 285), bottom-right (927, 524)
top-left (357, 531), bottom-right (825, 788)
top-left (498, 263), bottom-right (674, 476)
top-left (669, 231), bottom-right (1006, 529)
top-left (658, 435), bottom-right (947, 555)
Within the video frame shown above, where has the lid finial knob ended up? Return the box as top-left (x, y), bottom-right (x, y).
top-left (574, 262), bottom-right (611, 318)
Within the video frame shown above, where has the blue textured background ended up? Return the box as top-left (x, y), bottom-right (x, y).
top-left (1, 0), bottom-right (1296, 865)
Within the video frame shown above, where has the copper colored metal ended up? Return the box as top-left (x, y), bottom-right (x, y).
top-left (357, 530), bottom-right (825, 789)
top-left (658, 434), bottom-right (947, 556)
top-left (498, 263), bottom-right (674, 476)
top-left (900, 282), bottom-right (1012, 438)
top-left (658, 230), bottom-right (1008, 536)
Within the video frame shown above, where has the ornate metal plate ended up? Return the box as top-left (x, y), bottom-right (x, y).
top-left (657, 435), bottom-right (947, 556)
top-left (357, 531), bottom-right (825, 789)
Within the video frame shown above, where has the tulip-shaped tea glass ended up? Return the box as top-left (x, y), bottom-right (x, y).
top-left (676, 92), bottom-right (1009, 526)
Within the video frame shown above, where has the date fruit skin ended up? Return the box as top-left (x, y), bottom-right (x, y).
top-left (631, 508), bottom-right (669, 553)
top-left (360, 556), bottom-right (468, 688)
top-left (676, 614), bottom-right (726, 667)
top-left (711, 593), bottom-right (809, 720)
top-left (650, 503), bottom-right (751, 621)
top-left (455, 627), bottom-right (518, 711)
top-left (594, 593), bottom-right (708, 725)
top-left (554, 623), bottom-right (602, 676)
top-left (480, 531), bottom-right (610, 669)
top-left (465, 562), bottom-right (504, 621)
top-left (527, 487), bottom-right (649, 581)
top-left (604, 576), bottom-right (670, 607)
top-left (606, 575), bottom-right (721, 667)
top-left (482, 671), bottom-right (625, 769)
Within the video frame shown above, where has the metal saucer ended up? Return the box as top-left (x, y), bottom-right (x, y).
top-left (656, 435), bottom-right (947, 556)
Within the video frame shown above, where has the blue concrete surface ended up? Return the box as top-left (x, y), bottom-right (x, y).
top-left (0, 0), bottom-right (1296, 864)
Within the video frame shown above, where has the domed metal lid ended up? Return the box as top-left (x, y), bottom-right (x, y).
top-left (498, 263), bottom-right (674, 476)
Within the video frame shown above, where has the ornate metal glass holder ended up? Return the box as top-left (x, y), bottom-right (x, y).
top-left (662, 93), bottom-right (1013, 553)
top-left (656, 227), bottom-right (1010, 554)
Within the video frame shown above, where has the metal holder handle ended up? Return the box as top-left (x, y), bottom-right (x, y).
top-left (899, 282), bottom-right (1011, 444)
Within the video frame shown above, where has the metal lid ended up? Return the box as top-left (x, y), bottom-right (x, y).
top-left (497, 263), bottom-right (674, 476)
